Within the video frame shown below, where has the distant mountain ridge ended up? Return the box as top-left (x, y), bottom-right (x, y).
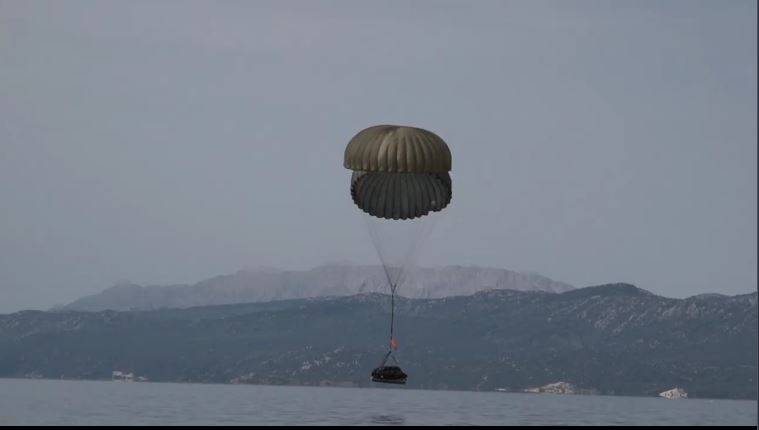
top-left (4, 284), bottom-right (756, 399)
top-left (59, 264), bottom-right (574, 311)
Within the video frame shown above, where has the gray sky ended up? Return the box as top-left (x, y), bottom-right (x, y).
top-left (0, 0), bottom-right (755, 313)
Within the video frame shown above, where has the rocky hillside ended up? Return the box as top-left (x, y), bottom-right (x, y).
top-left (59, 264), bottom-right (574, 311)
top-left (3, 284), bottom-right (755, 399)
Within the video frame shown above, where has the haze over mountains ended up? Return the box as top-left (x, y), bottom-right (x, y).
top-left (59, 264), bottom-right (574, 312)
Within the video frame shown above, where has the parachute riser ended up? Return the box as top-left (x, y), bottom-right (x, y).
top-left (390, 285), bottom-right (395, 347)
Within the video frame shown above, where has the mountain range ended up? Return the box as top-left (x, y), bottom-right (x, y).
top-left (59, 264), bottom-right (574, 311)
top-left (4, 284), bottom-right (756, 399)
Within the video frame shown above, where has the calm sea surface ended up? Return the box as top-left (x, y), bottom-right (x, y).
top-left (0, 378), bottom-right (755, 426)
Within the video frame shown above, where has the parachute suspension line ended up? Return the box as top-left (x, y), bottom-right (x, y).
top-left (369, 227), bottom-right (396, 354)
top-left (364, 214), bottom-right (440, 293)
top-left (364, 214), bottom-right (441, 355)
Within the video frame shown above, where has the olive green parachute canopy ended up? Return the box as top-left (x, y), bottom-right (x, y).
top-left (351, 171), bottom-right (452, 220)
top-left (345, 125), bottom-right (452, 220)
top-left (344, 125), bottom-right (451, 173)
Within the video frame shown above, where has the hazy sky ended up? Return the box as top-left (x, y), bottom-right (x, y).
top-left (0, 0), bottom-right (756, 312)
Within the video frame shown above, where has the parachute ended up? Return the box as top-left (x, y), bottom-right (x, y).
top-left (344, 125), bottom-right (453, 385)
top-left (350, 171), bottom-right (452, 220)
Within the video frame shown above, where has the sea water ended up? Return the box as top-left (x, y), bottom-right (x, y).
top-left (0, 378), bottom-right (755, 426)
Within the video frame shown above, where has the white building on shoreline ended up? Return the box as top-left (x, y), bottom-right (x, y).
top-left (659, 387), bottom-right (688, 399)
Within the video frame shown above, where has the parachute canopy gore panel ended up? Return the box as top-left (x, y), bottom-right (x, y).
top-left (343, 125), bottom-right (452, 173)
